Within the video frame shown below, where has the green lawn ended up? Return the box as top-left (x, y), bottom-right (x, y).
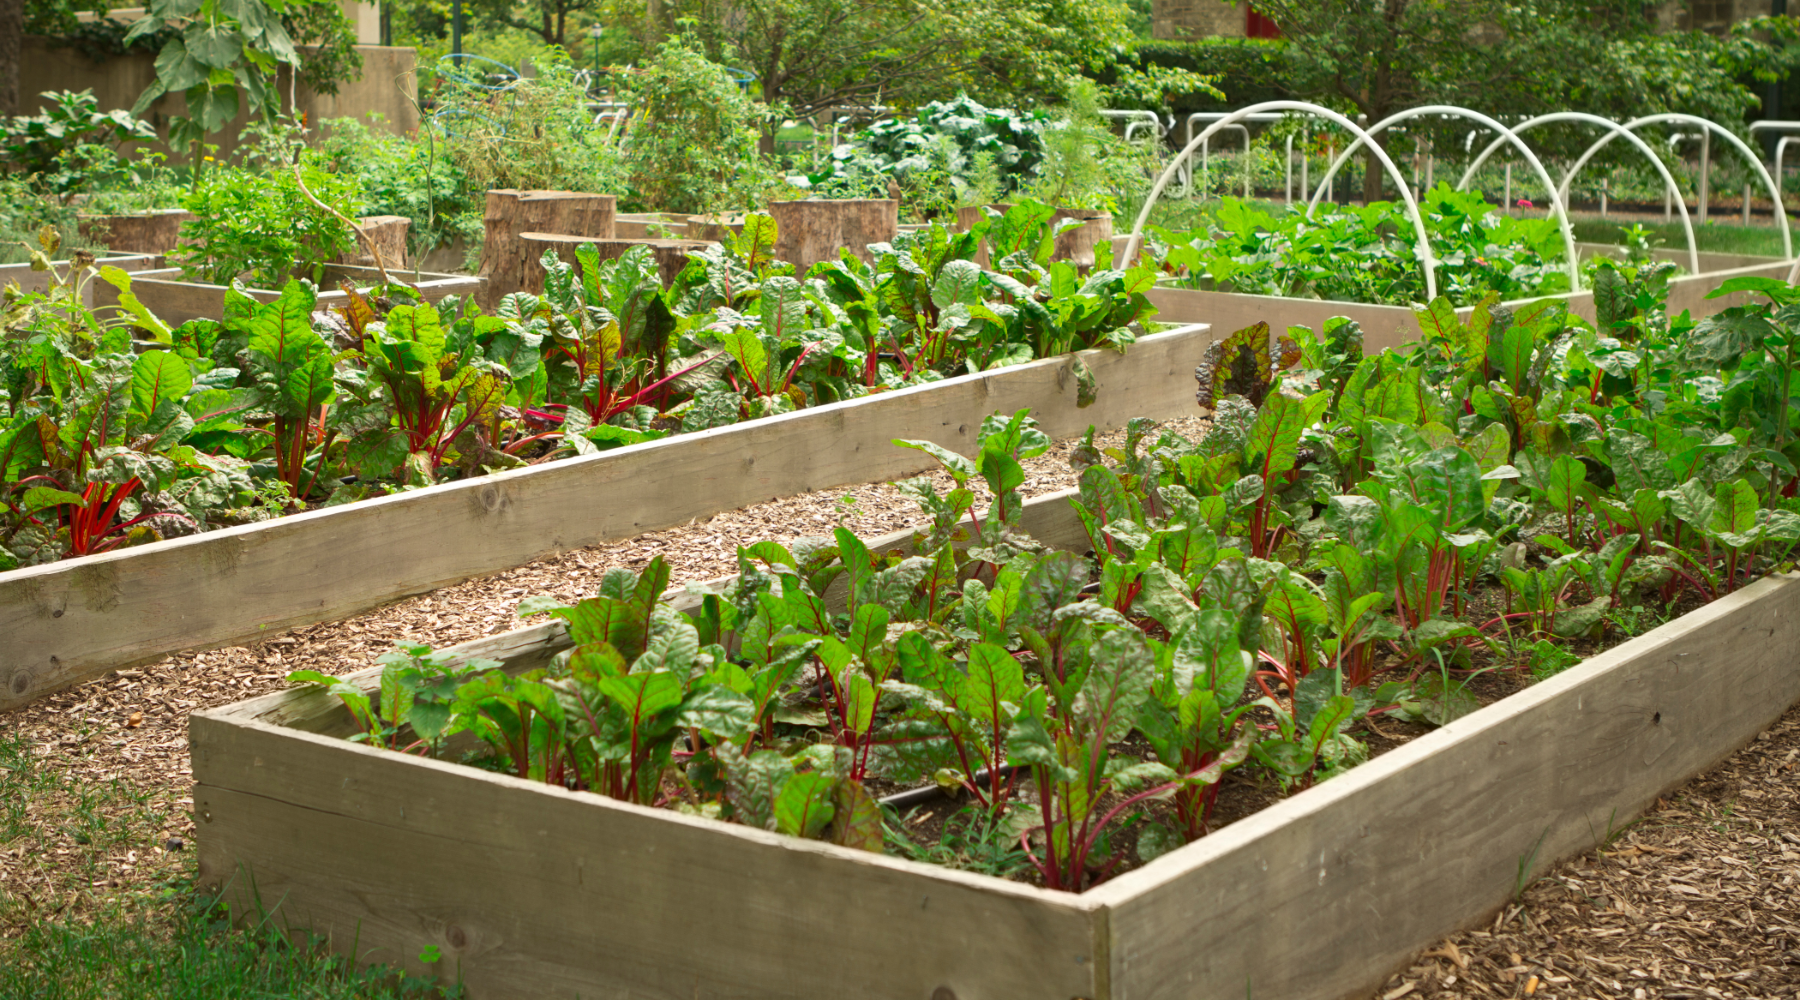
top-left (1568, 217), bottom-right (1790, 258)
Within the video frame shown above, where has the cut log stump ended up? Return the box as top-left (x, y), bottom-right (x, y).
top-left (769, 199), bottom-right (897, 272)
top-left (337, 215), bottom-right (411, 271)
top-left (76, 209), bottom-right (194, 255)
top-left (478, 190), bottom-right (616, 307)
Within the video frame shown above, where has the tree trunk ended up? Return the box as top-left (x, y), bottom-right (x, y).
top-left (477, 190), bottom-right (617, 308)
top-left (77, 209), bottom-right (196, 255)
top-left (336, 216), bottom-right (411, 271)
top-left (1362, 145), bottom-right (1386, 204)
top-left (0, 0), bottom-right (22, 116)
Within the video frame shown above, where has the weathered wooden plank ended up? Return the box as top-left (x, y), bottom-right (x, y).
top-left (91, 266), bottom-right (483, 327)
top-left (191, 715), bottom-right (1103, 999)
top-left (0, 326), bottom-right (1208, 709)
top-left (1090, 572), bottom-right (1800, 1000)
top-left (0, 254), bottom-right (162, 305)
top-left (1150, 257), bottom-right (1796, 353)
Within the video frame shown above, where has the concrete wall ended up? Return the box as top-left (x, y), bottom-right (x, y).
top-left (20, 37), bottom-right (417, 157)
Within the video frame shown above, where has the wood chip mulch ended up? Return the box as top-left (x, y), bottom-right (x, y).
top-left (1370, 706), bottom-right (1800, 1000)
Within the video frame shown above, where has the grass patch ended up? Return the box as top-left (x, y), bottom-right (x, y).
top-left (1569, 217), bottom-right (1791, 258)
top-left (2, 729), bottom-right (456, 998)
top-left (0, 878), bottom-right (460, 999)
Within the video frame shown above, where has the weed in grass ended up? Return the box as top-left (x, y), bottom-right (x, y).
top-left (0, 877), bottom-right (461, 999)
top-left (883, 804), bottom-right (1033, 881)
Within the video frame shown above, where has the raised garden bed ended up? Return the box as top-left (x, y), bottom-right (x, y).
top-left (0, 322), bottom-right (1209, 710)
top-left (1149, 250), bottom-right (1795, 354)
top-left (0, 253), bottom-right (163, 305)
top-left (90, 264), bottom-right (483, 327)
top-left (189, 484), bottom-right (1800, 998)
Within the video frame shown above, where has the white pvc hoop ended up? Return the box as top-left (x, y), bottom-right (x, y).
top-left (1122, 100), bottom-right (1440, 302)
top-left (1308, 106), bottom-right (1582, 292)
top-left (1461, 112), bottom-right (1701, 274)
top-left (1553, 113), bottom-right (1792, 260)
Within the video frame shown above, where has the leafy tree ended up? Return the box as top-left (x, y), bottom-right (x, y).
top-left (613, 32), bottom-right (775, 213)
top-left (127, 0), bottom-right (360, 155)
top-left (465, 0), bottom-right (603, 47)
top-left (635, 0), bottom-right (1208, 141)
top-left (1, 0), bottom-right (20, 115)
top-left (1248, 0), bottom-right (1800, 201)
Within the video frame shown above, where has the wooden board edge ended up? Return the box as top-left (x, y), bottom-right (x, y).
top-left (1088, 571), bottom-right (1800, 1000)
top-left (191, 710), bottom-right (1100, 911)
top-left (1088, 571), bottom-right (1800, 906)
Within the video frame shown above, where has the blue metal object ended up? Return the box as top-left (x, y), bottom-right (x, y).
top-left (724, 67), bottom-right (756, 93)
top-left (437, 53), bottom-right (521, 92)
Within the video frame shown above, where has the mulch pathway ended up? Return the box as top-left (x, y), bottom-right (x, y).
top-left (1369, 707), bottom-right (1800, 1000)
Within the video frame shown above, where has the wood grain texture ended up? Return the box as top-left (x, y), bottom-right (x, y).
top-left (92, 266), bottom-right (482, 326)
top-left (338, 215), bottom-right (411, 270)
top-left (768, 199), bottom-right (897, 271)
top-left (0, 325), bottom-right (1209, 710)
top-left (191, 715), bottom-right (1103, 1000)
top-left (1150, 258), bottom-right (1798, 356)
top-left (1088, 572), bottom-right (1800, 1000)
top-left (614, 213), bottom-right (692, 239)
top-left (477, 190), bottom-right (617, 308)
top-left (76, 210), bottom-right (193, 255)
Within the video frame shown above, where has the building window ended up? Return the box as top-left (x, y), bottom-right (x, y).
top-left (1246, 5), bottom-right (1280, 38)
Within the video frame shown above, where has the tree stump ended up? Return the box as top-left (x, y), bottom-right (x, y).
top-left (954, 204), bottom-right (1115, 269)
top-left (520, 233), bottom-right (717, 292)
top-left (336, 215), bottom-right (411, 270)
top-left (769, 199), bottom-right (898, 272)
top-left (478, 190), bottom-right (617, 308)
top-left (76, 209), bottom-right (194, 255)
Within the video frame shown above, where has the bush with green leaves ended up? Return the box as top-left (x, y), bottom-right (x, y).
top-left (613, 33), bottom-right (777, 215)
top-left (810, 85), bottom-right (1158, 218)
top-left (428, 49), bottom-right (623, 197)
top-left (320, 116), bottom-right (484, 260)
top-left (1149, 185), bottom-right (1573, 307)
top-left (0, 90), bottom-right (157, 202)
top-left (169, 151), bottom-right (363, 288)
top-left (809, 95), bottom-right (1047, 212)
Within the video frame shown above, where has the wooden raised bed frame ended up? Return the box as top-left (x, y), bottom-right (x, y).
top-left (0, 322), bottom-right (1210, 710)
top-left (191, 489), bottom-right (1800, 999)
top-left (91, 264), bottom-right (483, 327)
top-left (1146, 246), bottom-right (1798, 353)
